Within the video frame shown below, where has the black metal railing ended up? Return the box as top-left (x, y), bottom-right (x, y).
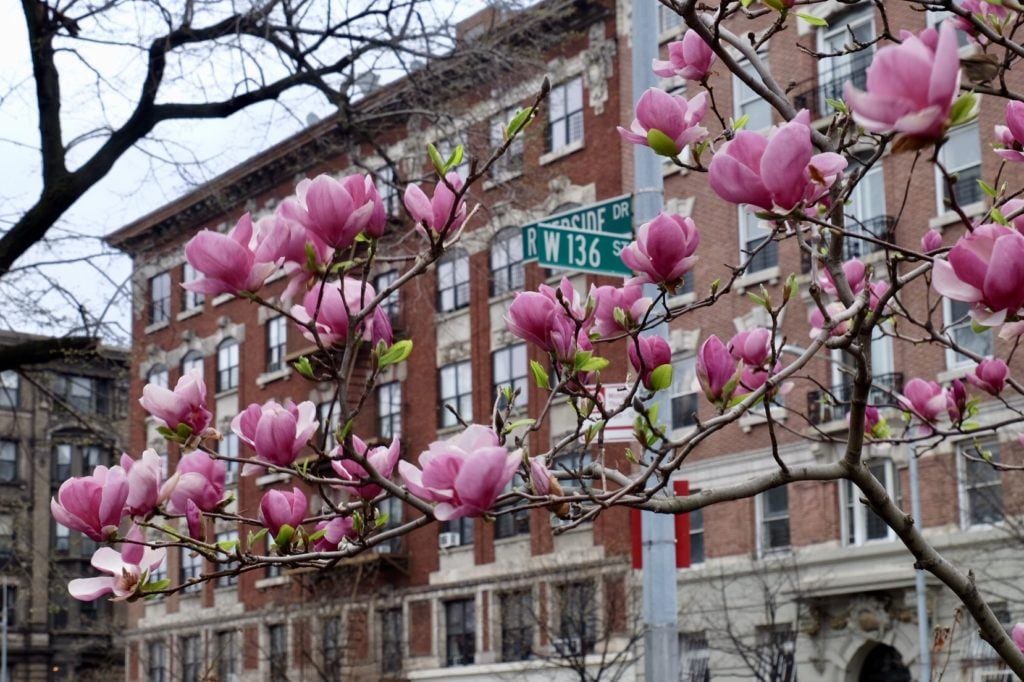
top-left (806, 372), bottom-right (903, 425)
top-left (791, 52), bottom-right (872, 119)
top-left (801, 215), bottom-right (896, 272)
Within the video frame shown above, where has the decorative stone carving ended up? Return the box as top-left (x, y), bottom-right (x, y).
top-left (584, 23), bottom-right (617, 115)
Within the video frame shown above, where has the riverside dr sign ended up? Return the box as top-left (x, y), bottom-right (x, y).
top-left (521, 195), bottom-right (634, 277)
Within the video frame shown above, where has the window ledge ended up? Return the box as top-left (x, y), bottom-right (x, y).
top-left (214, 388), bottom-right (238, 400)
top-left (256, 367), bottom-right (292, 388)
top-left (662, 161), bottom-right (689, 179)
top-left (436, 424), bottom-right (464, 439)
top-left (483, 169), bottom-right (524, 190)
top-left (929, 201), bottom-right (987, 230)
top-left (254, 575), bottom-right (290, 589)
top-left (488, 290), bottom-right (517, 306)
top-left (734, 266), bottom-right (780, 293)
top-left (144, 320), bottom-right (169, 335)
top-left (438, 542), bottom-right (473, 555)
top-left (666, 291), bottom-right (696, 310)
top-left (493, 534), bottom-right (530, 546)
top-left (539, 139), bottom-right (585, 166)
top-left (176, 307), bottom-right (202, 322)
top-left (757, 547), bottom-right (793, 560)
top-left (256, 472), bottom-right (291, 488)
top-left (739, 405), bottom-right (787, 433)
top-left (212, 293), bottom-right (234, 307)
top-left (937, 364), bottom-right (974, 384)
top-left (435, 306), bottom-right (471, 324)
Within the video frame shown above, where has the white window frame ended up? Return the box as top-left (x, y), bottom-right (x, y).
top-left (943, 297), bottom-right (993, 370)
top-left (439, 361), bottom-right (473, 428)
top-left (492, 343), bottom-right (528, 411)
top-left (840, 459), bottom-right (897, 546)
top-left (180, 351), bottom-right (204, 378)
top-left (816, 7), bottom-right (875, 115)
top-left (181, 262), bottom-right (204, 310)
top-left (437, 249), bottom-right (470, 313)
top-left (376, 164), bottom-right (400, 216)
top-left (670, 354), bottom-right (698, 432)
top-left (547, 77), bottom-right (585, 153)
top-left (732, 56), bottom-right (773, 131)
top-left (957, 440), bottom-right (1004, 529)
top-left (265, 316), bottom-right (287, 373)
top-left (756, 487), bottom-right (791, 556)
top-left (934, 121), bottom-right (983, 215)
top-left (377, 381), bottom-right (402, 439)
top-left (738, 208), bottom-right (778, 274)
top-left (490, 108), bottom-right (525, 178)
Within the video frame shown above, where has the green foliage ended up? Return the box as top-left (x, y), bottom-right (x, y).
top-left (649, 364), bottom-right (674, 392)
top-left (530, 360), bottom-right (550, 389)
top-left (377, 339), bottom-right (413, 367)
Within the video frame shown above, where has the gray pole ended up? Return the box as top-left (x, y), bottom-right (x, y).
top-left (631, 1), bottom-right (680, 680)
top-left (908, 453), bottom-right (931, 680)
top-left (2, 581), bottom-right (8, 682)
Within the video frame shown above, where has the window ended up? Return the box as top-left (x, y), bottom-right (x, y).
top-left (0, 515), bottom-right (12, 558)
top-left (945, 298), bottom-right (993, 368)
top-left (842, 459), bottom-right (898, 545)
top-left (671, 355), bottom-right (698, 430)
top-left (490, 109), bottom-right (525, 177)
top-left (53, 443), bottom-right (71, 484)
top-left (557, 581), bottom-right (597, 656)
top-left (216, 631), bottom-right (238, 682)
top-left (217, 338), bottom-right (239, 392)
top-left (495, 474), bottom-right (530, 539)
top-left (492, 344), bottom-right (527, 411)
top-left (734, 58), bottom-right (773, 131)
top-left (376, 382), bottom-right (402, 439)
top-left (817, 8), bottom-right (874, 113)
top-left (680, 632), bottom-right (711, 682)
top-left (322, 617), bottom-right (342, 679)
top-left (181, 635), bottom-right (201, 682)
top-left (500, 590), bottom-right (533, 662)
top-left (1, 585), bottom-right (14, 627)
top-left (381, 608), bottom-right (403, 673)
top-left (377, 164), bottom-right (400, 216)
top-left (180, 548), bottom-right (203, 593)
top-left (55, 374), bottom-right (110, 414)
top-left (374, 270), bottom-right (400, 320)
top-left (268, 624), bottom-right (288, 681)
top-left (437, 249), bottom-right (470, 313)
top-left (658, 4), bottom-right (683, 34)
top-left (439, 361), bottom-right (472, 428)
top-left (757, 626), bottom-right (796, 681)
top-left (936, 122), bottom-right (983, 212)
top-left (960, 441), bottom-right (1004, 526)
top-left (547, 77), bottom-right (584, 152)
top-left (0, 371), bottom-right (18, 409)
top-left (928, 8), bottom-right (973, 48)
top-left (266, 317), bottom-right (287, 373)
top-left (689, 501), bottom-right (705, 565)
top-left (147, 365), bottom-right (168, 390)
top-left (490, 228), bottom-right (525, 296)
top-left (220, 431), bottom-right (240, 485)
top-left (147, 641), bottom-right (167, 682)
top-left (181, 262), bottom-right (204, 310)
top-left (759, 486), bottom-right (791, 553)
top-left (216, 530), bottom-right (239, 587)
top-left (739, 210), bottom-right (778, 273)
top-left (844, 164), bottom-right (888, 260)
top-left (318, 400), bottom-right (342, 445)
top-left (180, 351), bottom-right (204, 378)
top-left (966, 604), bottom-right (1012, 662)
top-left (54, 522), bottom-right (69, 553)
top-left (445, 598), bottom-right (476, 666)
top-left (0, 441), bottom-right (16, 483)
top-left (376, 496), bottom-right (404, 554)
top-left (441, 517), bottom-right (474, 546)
top-left (149, 272), bottom-right (171, 325)
top-left (84, 445), bottom-right (104, 471)
top-left (552, 445), bottom-right (593, 524)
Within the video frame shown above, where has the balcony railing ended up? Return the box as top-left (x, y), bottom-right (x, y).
top-left (806, 372), bottom-right (903, 425)
top-left (791, 52), bottom-right (872, 119)
top-left (801, 215), bottom-right (896, 272)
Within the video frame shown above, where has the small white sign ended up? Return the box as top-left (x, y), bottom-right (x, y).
top-left (580, 383), bottom-right (636, 444)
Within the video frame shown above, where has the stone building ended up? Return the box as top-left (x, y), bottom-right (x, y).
top-left (0, 331), bottom-right (128, 680)
top-left (106, 1), bottom-right (1024, 680)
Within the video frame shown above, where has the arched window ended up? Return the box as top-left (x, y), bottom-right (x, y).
top-left (490, 228), bottom-right (524, 296)
top-left (180, 351), bottom-right (204, 378)
top-left (217, 339), bottom-right (239, 392)
top-left (437, 248), bottom-right (470, 313)
top-left (147, 364), bottom-right (169, 389)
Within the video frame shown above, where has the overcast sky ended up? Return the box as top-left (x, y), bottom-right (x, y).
top-left (0, 0), bottom-right (481, 345)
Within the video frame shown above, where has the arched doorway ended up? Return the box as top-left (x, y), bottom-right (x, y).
top-left (858, 643), bottom-right (911, 682)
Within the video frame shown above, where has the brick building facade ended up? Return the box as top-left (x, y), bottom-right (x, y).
top-left (106, 1), bottom-right (1024, 680)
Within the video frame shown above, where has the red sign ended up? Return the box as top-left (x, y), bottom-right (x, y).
top-left (630, 480), bottom-right (691, 569)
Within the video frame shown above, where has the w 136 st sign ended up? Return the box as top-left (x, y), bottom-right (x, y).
top-left (521, 195), bottom-right (633, 277)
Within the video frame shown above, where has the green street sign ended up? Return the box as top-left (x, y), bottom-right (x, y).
top-left (532, 223), bottom-right (633, 277)
top-left (522, 194), bottom-right (633, 262)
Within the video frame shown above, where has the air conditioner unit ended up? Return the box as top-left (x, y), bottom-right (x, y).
top-left (438, 532), bottom-right (462, 549)
top-left (553, 637), bottom-right (583, 656)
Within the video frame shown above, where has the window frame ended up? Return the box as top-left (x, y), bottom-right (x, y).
top-left (438, 360), bottom-right (473, 428)
top-left (437, 248), bottom-right (470, 313)
top-left (441, 517), bottom-right (474, 546)
top-left (943, 297), bottom-right (993, 370)
top-left (147, 365), bottom-right (169, 390)
top-left (322, 616), bottom-right (343, 679)
top-left (376, 164), bottom-right (400, 216)
top-left (147, 640), bottom-right (167, 682)
top-left (380, 607), bottom-right (403, 673)
top-left (935, 121), bottom-right (983, 214)
top-left (180, 634), bottom-right (201, 682)
top-left (181, 262), bottom-right (204, 311)
top-left (376, 381), bottom-right (402, 439)
top-left (374, 270), bottom-right (400, 321)
top-left (490, 108), bottom-right (525, 177)
top-left (958, 440), bottom-right (1004, 528)
top-left (500, 590), bottom-right (534, 662)
top-left (180, 547), bottom-right (204, 593)
top-left (215, 530), bottom-right (239, 587)
top-left (265, 316), bottom-right (287, 373)
top-left (444, 598), bottom-right (476, 667)
top-left (180, 351), bottom-right (204, 378)
top-left (216, 338), bottom-right (240, 393)
top-left (670, 354), bottom-right (698, 431)
top-left (0, 440), bottom-right (17, 483)
top-left (490, 227), bottom-right (525, 297)
top-left (738, 209), bottom-right (778, 274)
top-left (0, 371), bottom-right (19, 410)
top-left (757, 486), bottom-right (791, 555)
top-left (149, 272), bottom-right (171, 325)
top-left (547, 77), bottom-right (585, 153)
top-left (680, 631), bottom-right (711, 682)
top-left (556, 580), bottom-right (598, 656)
top-left (689, 495), bottom-right (705, 565)
top-left (216, 630), bottom-right (237, 682)
top-left (268, 623), bottom-right (288, 682)
top-left (492, 343), bottom-right (528, 412)
top-left (840, 459), bottom-right (898, 546)
top-left (494, 474), bottom-right (530, 540)
top-left (732, 57), bottom-right (773, 131)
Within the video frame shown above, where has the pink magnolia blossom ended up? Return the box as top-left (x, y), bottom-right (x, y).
top-left (994, 101), bottom-right (1024, 163)
top-left (506, 279), bottom-right (592, 354)
top-left (628, 335), bottom-right (672, 390)
top-left (819, 259), bottom-right (890, 314)
top-left (185, 500), bottom-right (203, 541)
top-left (331, 436), bottom-right (401, 499)
top-left (967, 357), bottom-right (1009, 396)
top-left (696, 335), bottom-right (739, 404)
top-left (708, 110), bottom-right (847, 212)
top-left (809, 303), bottom-right (851, 338)
top-left (183, 214), bottom-right (278, 296)
top-left (529, 456), bottom-right (552, 496)
top-left (844, 22), bottom-right (960, 141)
top-left (1013, 623), bottom-right (1024, 654)
top-left (898, 378), bottom-right (949, 424)
top-left (590, 278), bottom-right (651, 337)
top-left (921, 229), bottom-right (943, 252)
top-left (620, 213), bottom-right (700, 289)
top-left (260, 487), bottom-right (308, 538)
top-left (139, 369), bottom-right (212, 436)
top-left (953, 0), bottom-right (1010, 40)
top-left (860, 405), bottom-right (881, 435)
top-left (999, 198), bottom-right (1024, 234)
top-left (947, 379), bottom-right (969, 423)
top-left (728, 328), bottom-right (772, 367)
top-left (68, 526), bottom-right (166, 602)
top-left (302, 173), bottom-right (386, 248)
top-left (734, 361), bottom-right (791, 400)
top-left (618, 88), bottom-right (708, 157)
top-left (314, 517), bottom-right (357, 552)
top-left (291, 278), bottom-right (394, 347)
top-left (121, 450), bottom-right (167, 517)
top-left (162, 451), bottom-right (226, 514)
top-left (253, 212), bottom-right (333, 301)
top-left (232, 399), bottom-right (318, 474)
top-left (404, 172), bottom-right (467, 236)
top-left (51, 465), bottom-right (129, 541)
top-left (399, 425), bottom-right (518, 521)
top-left (652, 32), bottom-right (716, 82)
top-left (932, 223), bottom-right (1024, 326)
